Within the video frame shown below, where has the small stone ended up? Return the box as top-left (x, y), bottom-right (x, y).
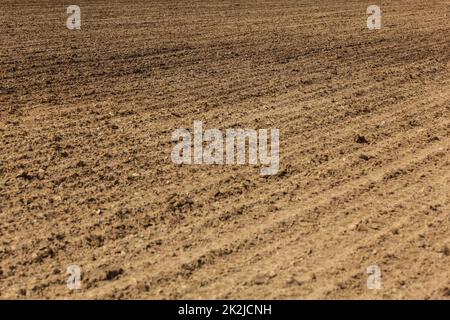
top-left (16, 170), bottom-right (33, 180)
top-left (286, 277), bottom-right (302, 286)
top-left (359, 154), bottom-right (372, 161)
top-left (354, 134), bottom-right (369, 144)
top-left (105, 268), bottom-right (123, 280)
top-left (253, 274), bottom-right (267, 285)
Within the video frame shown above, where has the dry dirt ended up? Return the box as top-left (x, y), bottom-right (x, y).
top-left (0, 0), bottom-right (449, 299)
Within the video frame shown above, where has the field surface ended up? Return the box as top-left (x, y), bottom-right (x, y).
top-left (0, 0), bottom-right (449, 299)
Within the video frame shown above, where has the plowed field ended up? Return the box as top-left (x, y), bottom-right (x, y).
top-left (0, 0), bottom-right (449, 299)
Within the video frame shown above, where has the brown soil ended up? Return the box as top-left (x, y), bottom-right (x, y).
top-left (0, 0), bottom-right (449, 299)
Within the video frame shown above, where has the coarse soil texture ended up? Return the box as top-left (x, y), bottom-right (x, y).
top-left (0, 0), bottom-right (449, 299)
